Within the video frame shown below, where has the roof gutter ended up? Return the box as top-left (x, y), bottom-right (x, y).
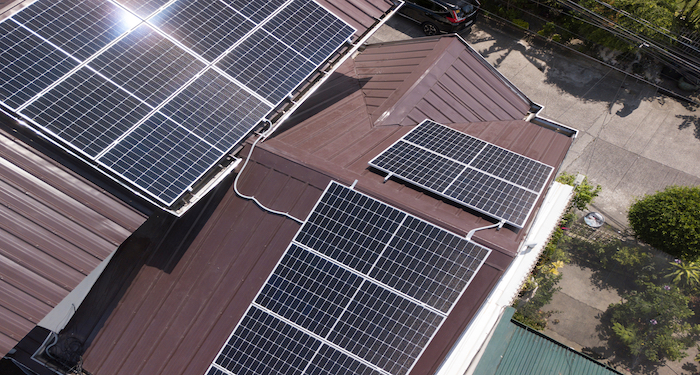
top-left (262, 1), bottom-right (405, 138)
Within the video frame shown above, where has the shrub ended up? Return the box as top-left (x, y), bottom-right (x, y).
top-left (556, 172), bottom-right (602, 211)
top-left (628, 186), bottom-right (700, 261)
top-left (512, 19), bottom-right (529, 30)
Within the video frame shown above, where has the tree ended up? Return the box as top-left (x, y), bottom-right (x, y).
top-left (607, 283), bottom-right (700, 362)
top-left (628, 185), bottom-right (700, 261)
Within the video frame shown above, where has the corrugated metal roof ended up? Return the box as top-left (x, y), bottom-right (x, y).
top-left (63, 35), bottom-right (574, 375)
top-left (354, 36), bottom-right (533, 126)
top-left (475, 308), bottom-right (621, 375)
top-left (0, 127), bottom-right (147, 356)
top-left (266, 36), bottom-right (572, 256)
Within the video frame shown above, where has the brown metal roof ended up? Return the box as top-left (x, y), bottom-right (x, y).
top-left (0, 127), bottom-right (146, 356)
top-left (265, 35), bottom-right (572, 255)
top-left (69, 35), bottom-right (573, 375)
top-left (354, 36), bottom-right (533, 126)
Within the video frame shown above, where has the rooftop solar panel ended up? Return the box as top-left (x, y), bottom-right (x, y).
top-left (115, 0), bottom-right (172, 19)
top-left (1, 0), bottom-right (354, 209)
top-left (88, 23), bottom-right (206, 107)
top-left (0, 21), bottom-right (79, 110)
top-left (149, 0), bottom-right (255, 62)
top-left (368, 120), bottom-right (554, 227)
top-left (13, 0), bottom-right (138, 61)
top-left (21, 66), bottom-right (153, 157)
top-left (207, 181), bottom-right (491, 375)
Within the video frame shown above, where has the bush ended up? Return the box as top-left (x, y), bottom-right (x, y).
top-left (628, 186), bottom-right (700, 261)
top-left (556, 172), bottom-right (602, 211)
top-left (512, 19), bottom-right (529, 30)
top-left (607, 282), bottom-right (700, 362)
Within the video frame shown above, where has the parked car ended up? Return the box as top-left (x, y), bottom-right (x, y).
top-left (396, 0), bottom-right (480, 36)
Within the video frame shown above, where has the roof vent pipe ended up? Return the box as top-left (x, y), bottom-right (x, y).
top-left (466, 219), bottom-right (506, 241)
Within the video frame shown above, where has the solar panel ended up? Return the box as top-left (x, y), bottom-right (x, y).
top-left (369, 120), bottom-right (554, 227)
top-left (87, 23), bottom-right (206, 107)
top-left (21, 66), bottom-right (153, 158)
top-left (208, 181), bottom-right (491, 375)
top-left (13, 0), bottom-right (138, 61)
top-left (217, 0), bottom-right (355, 104)
top-left (1, 0), bottom-right (355, 208)
top-left (149, 0), bottom-right (255, 62)
top-left (0, 21), bottom-right (80, 110)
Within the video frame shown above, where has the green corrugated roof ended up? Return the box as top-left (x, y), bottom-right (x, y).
top-left (473, 308), bottom-right (622, 375)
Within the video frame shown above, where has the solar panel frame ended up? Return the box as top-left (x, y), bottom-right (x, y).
top-left (368, 120), bottom-right (554, 227)
top-left (207, 181), bottom-right (491, 375)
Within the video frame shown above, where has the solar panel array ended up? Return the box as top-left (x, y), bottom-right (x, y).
top-left (0, 0), bottom-right (354, 207)
top-left (207, 181), bottom-right (491, 375)
top-left (369, 120), bottom-right (554, 228)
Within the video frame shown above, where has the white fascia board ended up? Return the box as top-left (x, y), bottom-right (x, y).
top-left (434, 181), bottom-right (574, 375)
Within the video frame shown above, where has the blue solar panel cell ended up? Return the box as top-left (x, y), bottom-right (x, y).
top-left (327, 282), bottom-right (443, 375)
top-left (265, 0), bottom-right (355, 65)
top-left (99, 112), bottom-right (224, 205)
top-left (214, 306), bottom-right (321, 375)
top-left (14, 0), bottom-right (138, 61)
top-left (371, 216), bottom-right (490, 313)
top-left (159, 68), bottom-right (271, 151)
top-left (89, 23), bottom-right (206, 107)
top-left (20, 66), bottom-right (152, 157)
top-left (403, 120), bottom-right (485, 164)
top-left (445, 167), bottom-right (538, 225)
top-left (115, 0), bottom-right (172, 19)
top-left (149, 0), bottom-right (255, 62)
top-left (0, 21), bottom-right (79, 110)
top-left (370, 141), bottom-right (464, 193)
top-left (471, 144), bottom-right (552, 192)
top-left (306, 345), bottom-right (384, 375)
top-left (296, 182), bottom-right (406, 274)
top-left (255, 244), bottom-right (363, 337)
top-left (216, 29), bottom-right (317, 104)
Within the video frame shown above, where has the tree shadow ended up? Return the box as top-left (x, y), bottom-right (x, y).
top-left (677, 114), bottom-right (700, 140)
top-left (462, 18), bottom-right (658, 118)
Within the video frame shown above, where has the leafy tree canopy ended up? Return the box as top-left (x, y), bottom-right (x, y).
top-left (608, 282), bottom-right (699, 362)
top-left (628, 185), bottom-right (700, 261)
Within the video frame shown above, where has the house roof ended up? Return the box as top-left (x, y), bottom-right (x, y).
top-left (64, 34), bottom-right (576, 375)
top-left (0, 123), bottom-right (147, 356)
top-left (264, 35), bottom-right (572, 255)
top-left (473, 307), bottom-right (622, 375)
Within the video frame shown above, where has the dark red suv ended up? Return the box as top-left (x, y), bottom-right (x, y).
top-left (396, 0), bottom-right (480, 35)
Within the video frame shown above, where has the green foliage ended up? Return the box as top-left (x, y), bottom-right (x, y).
top-left (577, 0), bottom-right (676, 51)
top-left (628, 185), bottom-right (700, 261)
top-left (513, 273), bottom-right (562, 329)
top-left (607, 282), bottom-right (699, 362)
top-left (612, 246), bottom-right (652, 269)
top-left (556, 172), bottom-right (602, 211)
top-left (666, 260), bottom-right (700, 287)
top-left (512, 18), bottom-right (529, 29)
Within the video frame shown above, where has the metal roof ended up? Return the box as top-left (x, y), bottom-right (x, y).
top-left (0, 124), bottom-right (147, 356)
top-left (474, 308), bottom-right (622, 375)
top-left (45, 35), bottom-right (574, 375)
